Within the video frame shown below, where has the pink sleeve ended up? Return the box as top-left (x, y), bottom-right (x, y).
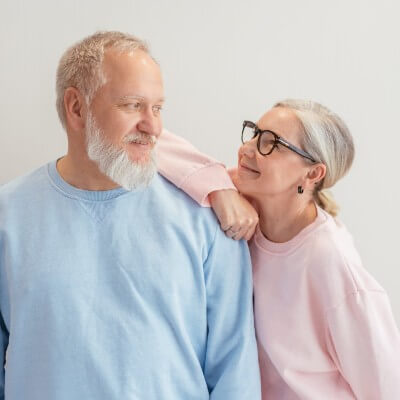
top-left (325, 290), bottom-right (400, 399)
top-left (156, 129), bottom-right (236, 206)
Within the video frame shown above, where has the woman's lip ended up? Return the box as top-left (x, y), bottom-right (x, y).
top-left (239, 164), bottom-right (260, 174)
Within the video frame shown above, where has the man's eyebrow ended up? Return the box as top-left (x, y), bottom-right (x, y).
top-left (116, 95), bottom-right (165, 103)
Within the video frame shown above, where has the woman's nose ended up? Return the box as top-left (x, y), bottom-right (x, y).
top-left (239, 139), bottom-right (257, 158)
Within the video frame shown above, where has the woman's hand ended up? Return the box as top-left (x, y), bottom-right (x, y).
top-left (209, 189), bottom-right (259, 241)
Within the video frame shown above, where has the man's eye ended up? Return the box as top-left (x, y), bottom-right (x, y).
top-left (123, 102), bottom-right (141, 110)
top-left (152, 105), bottom-right (163, 114)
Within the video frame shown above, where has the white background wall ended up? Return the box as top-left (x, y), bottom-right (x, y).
top-left (1, 0), bottom-right (399, 326)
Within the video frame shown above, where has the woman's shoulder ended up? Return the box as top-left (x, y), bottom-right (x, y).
top-left (304, 208), bottom-right (385, 306)
top-left (306, 209), bottom-right (358, 265)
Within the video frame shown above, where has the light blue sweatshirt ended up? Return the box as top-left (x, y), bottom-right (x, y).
top-left (0, 161), bottom-right (261, 400)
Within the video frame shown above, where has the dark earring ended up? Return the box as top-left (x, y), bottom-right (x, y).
top-left (297, 186), bottom-right (304, 194)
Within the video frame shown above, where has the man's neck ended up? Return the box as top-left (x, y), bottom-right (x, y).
top-left (57, 153), bottom-right (119, 191)
top-left (254, 194), bottom-right (317, 243)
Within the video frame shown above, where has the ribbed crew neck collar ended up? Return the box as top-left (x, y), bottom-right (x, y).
top-left (47, 160), bottom-right (130, 201)
top-left (253, 205), bottom-right (328, 255)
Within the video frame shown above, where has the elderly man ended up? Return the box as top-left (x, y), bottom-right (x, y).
top-left (0, 32), bottom-right (260, 399)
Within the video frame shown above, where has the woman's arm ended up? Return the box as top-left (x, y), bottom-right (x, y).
top-left (156, 129), bottom-right (236, 206)
top-left (156, 129), bottom-right (258, 240)
top-left (325, 290), bottom-right (400, 398)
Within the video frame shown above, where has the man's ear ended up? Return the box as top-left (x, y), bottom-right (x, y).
top-left (307, 163), bottom-right (326, 187)
top-left (64, 87), bottom-right (87, 133)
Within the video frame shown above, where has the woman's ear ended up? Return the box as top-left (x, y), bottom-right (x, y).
top-left (307, 163), bottom-right (326, 186)
top-left (63, 87), bottom-right (87, 134)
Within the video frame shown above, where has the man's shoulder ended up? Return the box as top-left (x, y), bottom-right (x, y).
top-left (151, 173), bottom-right (249, 257)
top-left (0, 163), bottom-right (49, 202)
top-left (152, 173), bottom-right (207, 208)
top-left (151, 173), bottom-right (219, 228)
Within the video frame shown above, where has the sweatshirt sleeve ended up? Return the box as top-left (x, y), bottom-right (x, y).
top-left (325, 290), bottom-right (400, 399)
top-left (156, 129), bottom-right (236, 206)
top-left (0, 236), bottom-right (8, 400)
top-left (202, 227), bottom-right (261, 399)
top-left (0, 311), bottom-right (7, 400)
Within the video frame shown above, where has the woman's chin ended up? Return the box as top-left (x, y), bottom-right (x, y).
top-left (234, 178), bottom-right (251, 196)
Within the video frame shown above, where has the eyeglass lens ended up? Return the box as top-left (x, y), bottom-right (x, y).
top-left (242, 125), bottom-right (275, 154)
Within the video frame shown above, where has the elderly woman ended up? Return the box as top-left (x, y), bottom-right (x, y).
top-left (157, 99), bottom-right (400, 399)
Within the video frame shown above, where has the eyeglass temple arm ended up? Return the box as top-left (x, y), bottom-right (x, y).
top-left (277, 138), bottom-right (316, 162)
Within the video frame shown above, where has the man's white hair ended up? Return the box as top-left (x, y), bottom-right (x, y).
top-left (56, 31), bottom-right (150, 130)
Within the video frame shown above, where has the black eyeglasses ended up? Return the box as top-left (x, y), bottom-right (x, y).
top-left (241, 120), bottom-right (316, 162)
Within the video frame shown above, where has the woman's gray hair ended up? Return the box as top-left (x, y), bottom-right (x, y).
top-left (274, 99), bottom-right (355, 216)
top-left (56, 31), bottom-right (150, 130)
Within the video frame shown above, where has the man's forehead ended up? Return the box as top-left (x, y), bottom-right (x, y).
top-left (100, 49), bottom-right (164, 100)
top-left (103, 49), bottom-right (160, 77)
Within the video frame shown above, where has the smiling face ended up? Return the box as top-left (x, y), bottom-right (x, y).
top-left (236, 107), bottom-right (316, 201)
top-left (88, 49), bottom-right (164, 164)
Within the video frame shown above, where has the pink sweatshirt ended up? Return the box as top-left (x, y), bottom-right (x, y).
top-left (157, 129), bottom-right (400, 399)
top-left (157, 130), bottom-right (236, 206)
top-left (252, 207), bottom-right (400, 399)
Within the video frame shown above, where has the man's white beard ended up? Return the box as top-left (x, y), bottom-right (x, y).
top-left (85, 113), bottom-right (157, 191)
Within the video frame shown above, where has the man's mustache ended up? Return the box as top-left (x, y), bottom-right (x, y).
top-left (123, 133), bottom-right (157, 146)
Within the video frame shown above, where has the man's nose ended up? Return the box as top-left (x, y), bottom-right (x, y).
top-left (137, 107), bottom-right (162, 138)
